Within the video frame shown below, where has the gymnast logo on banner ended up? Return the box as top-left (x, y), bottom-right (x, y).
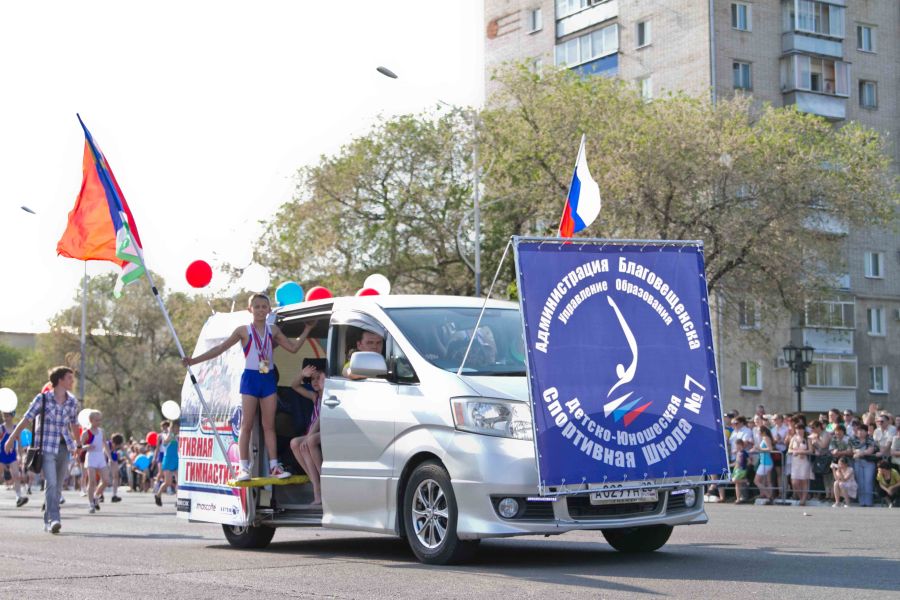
top-left (514, 239), bottom-right (729, 488)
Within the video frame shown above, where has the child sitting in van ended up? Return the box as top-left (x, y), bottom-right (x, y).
top-left (290, 365), bottom-right (324, 505)
top-left (184, 293), bottom-right (315, 481)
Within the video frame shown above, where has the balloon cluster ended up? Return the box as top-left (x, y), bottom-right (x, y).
top-left (184, 256), bottom-right (394, 307)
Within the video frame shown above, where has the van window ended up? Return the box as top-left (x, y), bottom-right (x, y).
top-left (384, 307), bottom-right (526, 376)
top-left (388, 338), bottom-right (418, 384)
top-left (331, 324), bottom-right (387, 379)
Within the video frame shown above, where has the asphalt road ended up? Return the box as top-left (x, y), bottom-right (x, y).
top-left (1, 488), bottom-right (897, 600)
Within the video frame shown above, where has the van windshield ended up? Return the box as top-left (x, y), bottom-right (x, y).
top-left (384, 307), bottom-right (526, 376)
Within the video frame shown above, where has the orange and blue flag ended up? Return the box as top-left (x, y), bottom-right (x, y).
top-left (57, 115), bottom-right (145, 296)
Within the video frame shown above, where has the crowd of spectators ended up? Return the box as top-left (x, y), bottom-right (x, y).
top-left (711, 403), bottom-right (900, 508)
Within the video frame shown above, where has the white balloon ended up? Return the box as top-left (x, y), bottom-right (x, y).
top-left (77, 408), bottom-right (94, 429)
top-left (240, 263), bottom-right (271, 293)
top-left (363, 273), bottom-right (391, 296)
top-left (161, 400), bottom-right (182, 420)
top-left (0, 388), bottom-right (17, 413)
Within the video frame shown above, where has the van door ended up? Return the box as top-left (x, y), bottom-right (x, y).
top-left (320, 313), bottom-right (396, 532)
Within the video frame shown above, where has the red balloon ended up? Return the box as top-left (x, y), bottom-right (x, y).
top-left (146, 431), bottom-right (159, 447)
top-left (306, 286), bottom-right (333, 301)
top-left (186, 260), bottom-right (213, 288)
top-left (356, 287), bottom-right (379, 297)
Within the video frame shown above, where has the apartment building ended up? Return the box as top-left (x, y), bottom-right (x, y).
top-left (484, 0), bottom-right (900, 416)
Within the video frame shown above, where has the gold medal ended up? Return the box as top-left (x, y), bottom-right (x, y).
top-left (259, 360), bottom-right (269, 374)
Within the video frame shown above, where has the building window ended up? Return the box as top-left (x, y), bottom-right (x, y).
top-left (740, 361), bottom-right (763, 390)
top-left (856, 24), bottom-right (875, 52)
top-left (528, 7), bottom-right (543, 33)
top-left (554, 23), bottom-right (618, 67)
top-left (864, 251), bottom-right (883, 278)
top-left (738, 300), bottom-right (760, 329)
top-left (807, 354), bottom-right (857, 389)
top-left (787, 0), bottom-right (845, 38)
top-left (780, 54), bottom-right (850, 96)
top-left (867, 307), bottom-right (885, 336)
top-left (529, 56), bottom-right (543, 74)
top-left (805, 300), bottom-right (855, 329)
top-left (859, 80), bottom-right (877, 109)
top-left (638, 76), bottom-right (652, 101)
top-left (636, 21), bottom-right (651, 47)
top-left (869, 366), bottom-right (888, 394)
top-left (731, 3), bottom-right (751, 31)
top-left (733, 61), bottom-right (752, 90)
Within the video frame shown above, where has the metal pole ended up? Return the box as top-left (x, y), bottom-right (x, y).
top-left (473, 113), bottom-right (481, 297)
top-left (79, 262), bottom-right (87, 401)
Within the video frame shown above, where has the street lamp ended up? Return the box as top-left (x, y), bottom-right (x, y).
top-left (782, 343), bottom-right (815, 413)
top-left (376, 65), bottom-right (482, 296)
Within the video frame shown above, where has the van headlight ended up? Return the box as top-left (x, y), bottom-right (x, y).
top-left (451, 397), bottom-right (533, 441)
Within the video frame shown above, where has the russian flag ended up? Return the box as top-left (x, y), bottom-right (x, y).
top-left (558, 134), bottom-right (601, 238)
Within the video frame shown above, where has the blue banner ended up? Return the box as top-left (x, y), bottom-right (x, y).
top-left (515, 239), bottom-right (728, 488)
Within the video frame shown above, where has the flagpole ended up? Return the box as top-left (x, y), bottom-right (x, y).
top-left (140, 266), bottom-right (233, 470)
top-left (79, 262), bottom-right (87, 402)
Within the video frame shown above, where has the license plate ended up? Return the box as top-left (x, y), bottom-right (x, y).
top-left (589, 483), bottom-right (658, 505)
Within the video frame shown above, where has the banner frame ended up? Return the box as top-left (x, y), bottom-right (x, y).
top-left (511, 235), bottom-right (728, 497)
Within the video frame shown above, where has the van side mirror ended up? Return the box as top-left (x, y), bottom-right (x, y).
top-left (348, 351), bottom-right (388, 378)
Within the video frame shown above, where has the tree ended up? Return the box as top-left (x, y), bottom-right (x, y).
top-left (4, 273), bottom-right (212, 437)
top-left (257, 109), bottom-right (478, 295)
top-left (478, 65), bottom-right (899, 312)
top-left (0, 344), bottom-right (23, 388)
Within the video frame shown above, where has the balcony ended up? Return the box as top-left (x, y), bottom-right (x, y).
top-left (556, 0), bottom-right (617, 38)
top-left (783, 91), bottom-right (845, 120)
top-left (802, 327), bottom-right (853, 354)
top-left (782, 32), bottom-right (842, 58)
top-left (572, 53), bottom-right (618, 78)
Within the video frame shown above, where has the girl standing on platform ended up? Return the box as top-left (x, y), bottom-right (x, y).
top-left (184, 293), bottom-right (314, 481)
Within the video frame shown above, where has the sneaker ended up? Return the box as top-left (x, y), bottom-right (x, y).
top-left (832, 502), bottom-right (840, 508)
top-left (27, 487), bottom-right (32, 495)
top-left (235, 467), bottom-right (252, 482)
top-left (842, 503), bottom-right (849, 508)
top-left (49, 521), bottom-right (61, 534)
top-left (154, 494), bottom-right (162, 507)
top-left (16, 497), bottom-right (28, 508)
top-left (111, 496), bottom-right (122, 503)
top-left (59, 496), bottom-right (65, 505)
top-left (79, 491), bottom-right (87, 497)
top-left (98, 494), bottom-right (104, 503)
top-left (89, 506), bottom-right (95, 514)
top-left (270, 463), bottom-right (291, 479)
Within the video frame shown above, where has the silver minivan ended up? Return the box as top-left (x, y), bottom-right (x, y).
top-left (179, 294), bottom-right (707, 564)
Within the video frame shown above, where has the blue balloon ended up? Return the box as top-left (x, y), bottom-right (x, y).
top-left (134, 455), bottom-right (151, 471)
top-left (20, 429), bottom-right (32, 447)
top-left (275, 281), bottom-right (304, 306)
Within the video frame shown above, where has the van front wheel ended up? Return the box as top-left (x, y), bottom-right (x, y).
top-left (601, 525), bottom-right (673, 553)
top-left (403, 462), bottom-right (478, 565)
top-left (222, 523), bottom-right (276, 549)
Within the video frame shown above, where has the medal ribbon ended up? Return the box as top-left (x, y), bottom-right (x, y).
top-left (250, 324), bottom-right (271, 365)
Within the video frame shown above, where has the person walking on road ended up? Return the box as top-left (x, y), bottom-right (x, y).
top-left (4, 366), bottom-right (80, 534)
top-left (0, 411), bottom-right (28, 507)
top-left (82, 410), bottom-right (111, 514)
top-left (155, 421), bottom-right (179, 507)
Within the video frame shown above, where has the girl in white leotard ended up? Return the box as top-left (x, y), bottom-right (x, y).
top-left (82, 411), bottom-right (111, 513)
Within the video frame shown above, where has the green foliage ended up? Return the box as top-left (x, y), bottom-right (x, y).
top-left (7, 273), bottom-right (212, 436)
top-left (479, 65), bottom-right (899, 311)
top-left (258, 109), bottom-right (479, 295)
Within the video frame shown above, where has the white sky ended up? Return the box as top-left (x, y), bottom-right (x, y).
top-left (0, 0), bottom-right (483, 333)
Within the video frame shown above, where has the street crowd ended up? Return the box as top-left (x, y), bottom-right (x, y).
top-left (0, 366), bottom-right (178, 534)
top-left (713, 404), bottom-right (900, 508)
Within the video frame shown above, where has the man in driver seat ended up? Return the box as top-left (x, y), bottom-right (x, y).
top-left (343, 330), bottom-right (385, 379)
